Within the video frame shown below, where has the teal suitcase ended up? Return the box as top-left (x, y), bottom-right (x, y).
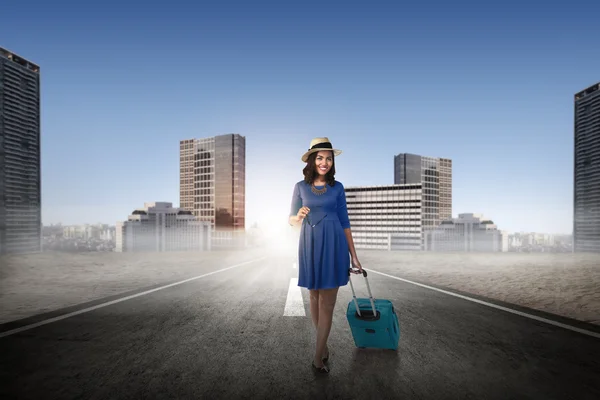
top-left (346, 268), bottom-right (400, 350)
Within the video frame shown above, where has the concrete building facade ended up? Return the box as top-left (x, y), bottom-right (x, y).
top-left (574, 82), bottom-right (600, 253)
top-left (345, 183), bottom-right (423, 251)
top-left (116, 202), bottom-right (211, 252)
top-left (0, 47), bottom-right (42, 254)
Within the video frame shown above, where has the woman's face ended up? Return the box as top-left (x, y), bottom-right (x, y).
top-left (315, 151), bottom-right (333, 176)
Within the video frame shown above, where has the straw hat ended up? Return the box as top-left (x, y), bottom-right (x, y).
top-left (301, 137), bottom-right (342, 162)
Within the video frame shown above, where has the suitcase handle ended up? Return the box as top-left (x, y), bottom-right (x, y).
top-left (354, 309), bottom-right (380, 321)
top-left (348, 267), bottom-right (377, 318)
top-left (350, 267), bottom-right (368, 277)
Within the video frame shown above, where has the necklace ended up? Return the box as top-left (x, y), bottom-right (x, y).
top-left (311, 183), bottom-right (327, 196)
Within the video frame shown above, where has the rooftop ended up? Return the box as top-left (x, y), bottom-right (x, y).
top-left (0, 46), bottom-right (40, 73)
top-left (575, 82), bottom-right (600, 101)
top-left (345, 183), bottom-right (422, 192)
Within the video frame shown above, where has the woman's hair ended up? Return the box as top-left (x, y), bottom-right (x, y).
top-left (303, 151), bottom-right (336, 186)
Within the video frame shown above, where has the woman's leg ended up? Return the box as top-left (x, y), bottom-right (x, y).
top-left (309, 289), bottom-right (319, 329)
top-left (309, 289), bottom-right (329, 362)
top-left (314, 287), bottom-right (339, 367)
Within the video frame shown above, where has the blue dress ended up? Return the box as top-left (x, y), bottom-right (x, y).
top-left (289, 180), bottom-right (351, 290)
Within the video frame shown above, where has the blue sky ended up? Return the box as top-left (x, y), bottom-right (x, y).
top-left (2, 0), bottom-right (599, 234)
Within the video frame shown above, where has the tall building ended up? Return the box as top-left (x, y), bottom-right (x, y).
top-left (424, 213), bottom-right (508, 252)
top-left (115, 202), bottom-right (211, 252)
top-left (0, 47), bottom-right (42, 254)
top-left (394, 153), bottom-right (452, 232)
top-left (345, 183), bottom-right (423, 251)
top-left (574, 82), bottom-right (600, 253)
top-left (180, 133), bottom-right (246, 231)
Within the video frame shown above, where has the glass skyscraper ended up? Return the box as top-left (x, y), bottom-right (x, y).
top-left (394, 153), bottom-right (452, 229)
top-left (574, 82), bottom-right (600, 253)
top-left (180, 133), bottom-right (245, 232)
top-left (0, 47), bottom-right (42, 254)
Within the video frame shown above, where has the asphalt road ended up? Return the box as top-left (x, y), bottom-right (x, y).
top-left (1, 254), bottom-right (599, 400)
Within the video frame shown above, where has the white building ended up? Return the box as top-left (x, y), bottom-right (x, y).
top-left (62, 224), bottom-right (114, 241)
top-left (424, 213), bottom-right (508, 252)
top-left (99, 226), bottom-right (115, 242)
top-left (345, 183), bottom-right (423, 251)
top-left (115, 202), bottom-right (211, 252)
top-left (63, 225), bottom-right (85, 239)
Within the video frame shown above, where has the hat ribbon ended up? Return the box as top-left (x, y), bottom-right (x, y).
top-left (309, 142), bottom-right (333, 151)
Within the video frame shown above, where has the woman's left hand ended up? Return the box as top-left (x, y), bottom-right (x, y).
top-left (351, 257), bottom-right (363, 273)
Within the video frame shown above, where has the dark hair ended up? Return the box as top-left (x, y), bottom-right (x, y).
top-left (303, 151), bottom-right (336, 186)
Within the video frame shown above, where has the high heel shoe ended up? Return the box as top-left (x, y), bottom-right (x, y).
top-left (322, 350), bottom-right (330, 363)
top-left (312, 362), bottom-right (330, 374)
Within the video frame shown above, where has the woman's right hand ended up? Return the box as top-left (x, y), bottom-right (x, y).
top-left (297, 206), bottom-right (310, 221)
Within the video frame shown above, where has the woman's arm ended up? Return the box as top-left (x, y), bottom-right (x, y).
top-left (337, 182), bottom-right (363, 271)
top-left (289, 214), bottom-right (300, 226)
top-left (344, 228), bottom-right (359, 260)
top-left (289, 183), bottom-right (304, 227)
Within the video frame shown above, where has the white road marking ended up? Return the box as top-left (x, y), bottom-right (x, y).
top-left (368, 269), bottom-right (600, 340)
top-left (0, 257), bottom-right (267, 339)
top-left (283, 278), bottom-right (305, 316)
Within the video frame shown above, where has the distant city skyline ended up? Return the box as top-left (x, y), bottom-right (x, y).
top-left (2, 1), bottom-right (600, 235)
top-left (41, 219), bottom-right (574, 236)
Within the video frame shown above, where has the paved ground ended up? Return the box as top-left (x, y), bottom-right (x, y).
top-left (1, 254), bottom-right (599, 399)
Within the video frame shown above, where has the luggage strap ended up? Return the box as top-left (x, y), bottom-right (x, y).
top-left (348, 268), bottom-right (378, 319)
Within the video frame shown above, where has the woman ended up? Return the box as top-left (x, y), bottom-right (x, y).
top-left (288, 137), bottom-right (363, 374)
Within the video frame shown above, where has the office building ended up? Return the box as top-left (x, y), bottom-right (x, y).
top-left (574, 82), bottom-right (600, 253)
top-left (345, 183), bottom-right (423, 251)
top-left (394, 153), bottom-right (452, 230)
top-left (115, 202), bottom-right (211, 252)
top-left (0, 47), bottom-right (42, 254)
top-left (180, 134), bottom-right (245, 232)
top-left (424, 213), bottom-right (508, 252)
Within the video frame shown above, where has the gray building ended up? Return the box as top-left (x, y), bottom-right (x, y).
top-left (0, 47), bottom-right (42, 254)
top-left (115, 202), bottom-right (211, 252)
top-left (574, 82), bottom-right (600, 253)
top-left (180, 133), bottom-right (246, 232)
top-left (424, 213), bottom-right (508, 252)
top-left (345, 184), bottom-right (423, 251)
top-left (394, 153), bottom-right (452, 228)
